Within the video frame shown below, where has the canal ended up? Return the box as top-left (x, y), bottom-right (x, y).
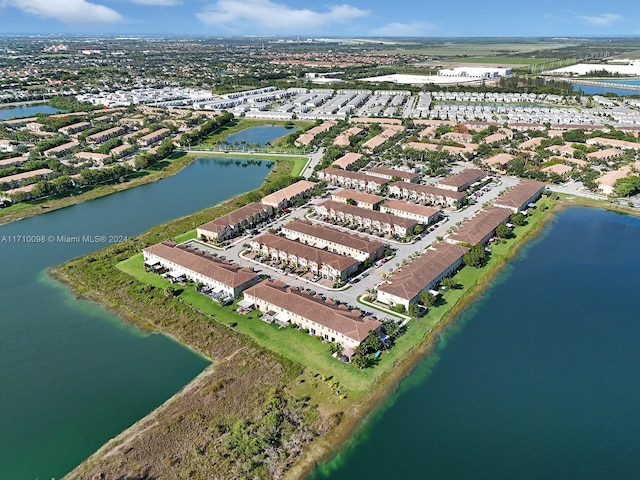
top-left (311, 207), bottom-right (640, 480)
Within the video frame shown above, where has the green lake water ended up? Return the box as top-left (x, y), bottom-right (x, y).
top-left (311, 206), bottom-right (640, 480)
top-left (0, 157), bottom-right (270, 479)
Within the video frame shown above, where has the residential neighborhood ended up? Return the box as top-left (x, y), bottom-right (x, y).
top-left (5, 32), bottom-right (640, 480)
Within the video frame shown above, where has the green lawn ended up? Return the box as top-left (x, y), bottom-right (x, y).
top-left (288, 157), bottom-right (309, 177)
top-left (117, 253), bottom-right (374, 393)
top-left (456, 57), bottom-right (555, 65)
top-left (173, 229), bottom-right (197, 243)
top-left (116, 196), bottom-right (556, 395)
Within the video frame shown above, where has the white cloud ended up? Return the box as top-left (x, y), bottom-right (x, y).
top-left (371, 22), bottom-right (437, 37)
top-left (196, 0), bottom-right (369, 33)
top-left (576, 13), bottom-right (622, 26)
top-left (0, 0), bottom-right (122, 23)
top-left (129, 0), bottom-right (182, 5)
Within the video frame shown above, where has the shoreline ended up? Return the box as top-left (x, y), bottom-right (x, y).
top-left (58, 195), bottom-right (557, 479)
top-left (285, 196), bottom-right (561, 480)
top-left (295, 195), bottom-right (640, 479)
top-left (0, 150), bottom-right (304, 227)
top-left (49, 189), bottom-right (638, 478)
top-left (49, 195), bottom-right (565, 479)
top-left (0, 152), bottom-right (197, 226)
top-left (571, 78), bottom-right (640, 91)
top-left (0, 99), bottom-right (50, 109)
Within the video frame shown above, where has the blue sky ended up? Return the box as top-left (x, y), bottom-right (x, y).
top-left (0, 0), bottom-right (638, 36)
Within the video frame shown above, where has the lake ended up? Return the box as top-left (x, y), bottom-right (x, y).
top-left (597, 78), bottom-right (640, 86)
top-left (0, 157), bottom-right (271, 479)
top-left (311, 206), bottom-right (640, 480)
top-left (573, 82), bottom-right (640, 96)
top-left (224, 125), bottom-right (296, 147)
top-left (0, 104), bottom-right (63, 120)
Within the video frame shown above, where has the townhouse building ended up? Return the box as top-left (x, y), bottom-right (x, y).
top-left (388, 181), bottom-right (466, 208)
top-left (197, 202), bottom-right (274, 242)
top-left (143, 241), bottom-right (260, 298)
top-left (436, 168), bottom-right (487, 192)
top-left (379, 200), bottom-right (440, 225)
top-left (447, 206), bottom-right (512, 246)
top-left (377, 242), bottom-right (468, 310)
top-left (250, 232), bottom-right (359, 281)
top-left (281, 219), bottom-right (385, 262)
top-left (330, 189), bottom-right (385, 210)
top-left (315, 200), bottom-right (418, 237)
top-left (260, 180), bottom-right (316, 209)
top-left (317, 167), bottom-right (388, 193)
top-left (243, 280), bottom-right (381, 349)
top-left (493, 180), bottom-right (546, 212)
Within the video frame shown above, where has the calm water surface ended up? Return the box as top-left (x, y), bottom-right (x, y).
top-left (573, 83), bottom-right (640, 96)
top-left (0, 104), bottom-right (63, 119)
top-left (311, 207), bottom-right (640, 480)
top-left (225, 125), bottom-right (295, 147)
top-left (598, 78), bottom-right (640, 86)
top-left (0, 158), bottom-right (270, 479)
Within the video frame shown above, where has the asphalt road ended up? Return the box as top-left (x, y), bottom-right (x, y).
top-left (217, 167), bottom-right (520, 319)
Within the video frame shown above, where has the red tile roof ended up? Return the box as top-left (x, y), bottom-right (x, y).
top-left (378, 242), bottom-right (468, 301)
top-left (244, 280), bottom-right (381, 343)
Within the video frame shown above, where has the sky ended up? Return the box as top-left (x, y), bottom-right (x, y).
top-left (0, 0), bottom-right (638, 37)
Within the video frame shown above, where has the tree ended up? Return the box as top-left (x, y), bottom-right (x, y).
top-left (419, 290), bottom-right (436, 308)
top-left (441, 277), bottom-right (460, 289)
top-left (547, 172), bottom-right (563, 184)
top-left (31, 180), bottom-right (53, 198)
top-left (562, 129), bottom-right (586, 143)
top-left (510, 212), bottom-right (526, 226)
top-left (51, 175), bottom-right (73, 195)
top-left (407, 302), bottom-right (421, 318)
top-left (495, 223), bottom-right (513, 239)
top-left (361, 330), bottom-right (382, 353)
top-left (463, 244), bottom-right (487, 268)
top-left (476, 143), bottom-right (492, 157)
top-left (329, 342), bottom-right (343, 356)
top-left (382, 319), bottom-right (401, 337)
top-left (614, 176), bottom-right (640, 197)
top-left (352, 351), bottom-right (369, 369)
top-left (134, 155), bottom-right (151, 170)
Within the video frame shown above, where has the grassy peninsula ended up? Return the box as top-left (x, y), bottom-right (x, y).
top-left (52, 152), bottom-right (562, 479)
